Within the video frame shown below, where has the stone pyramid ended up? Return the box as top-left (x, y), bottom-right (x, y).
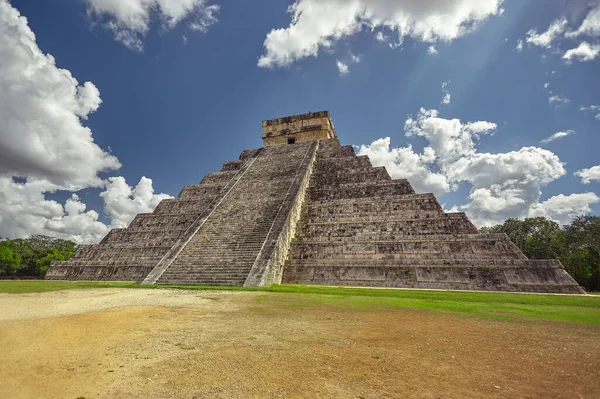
top-left (47, 111), bottom-right (584, 293)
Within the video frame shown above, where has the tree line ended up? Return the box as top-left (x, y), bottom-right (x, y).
top-left (481, 215), bottom-right (600, 292)
top-left (0, 235), bottom-right (77, 278)
top-left (1, 215), bottom-right (599, 291)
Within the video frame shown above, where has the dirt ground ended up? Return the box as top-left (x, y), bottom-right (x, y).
top-left (0, 289), bottom-right (599, 399)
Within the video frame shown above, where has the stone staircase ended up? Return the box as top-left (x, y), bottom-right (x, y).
top-left (282, 139), bottom-right (584, 293)
top-left (156, 141), bottom-right (316, 285)
top-left (46, 166), bottom-right (245, 281)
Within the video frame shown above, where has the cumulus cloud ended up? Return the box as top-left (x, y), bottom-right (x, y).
top-left (540, 130), bottom-right (575, 144)
top-left (100, 176), bottom-right (172, 228)
top-left (427, 45), bottom-right (438, 55)
top-left (0, 0), bottom-right (120, 189)
top-left (575, 165), bottom-right (600, 184)
top-left (257, 0), bottom-right (503, 68)
top-left (0, 176), bottom-right (172, 243)
top-left (404, 108), bottom-right (496, 164)
top-left (83, 0), bottom-right (219, 50)
top-left (357, 108), bottom-right (596, 227)
top-left (529, 193), bottom-right (600, 226)
top-left (563, 41), bottom-right (600, 62)
top-left (356, 138), bottom-right (450, 195)
top-left (525, 19), bottom-right (567, 48)
top-left (0, 1), bottom-right (172, 243)
top-left (0, 177), bottom-right (109, 243)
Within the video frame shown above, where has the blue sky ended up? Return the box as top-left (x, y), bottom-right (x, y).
top-left (1, 0), bottom-right (599, 243)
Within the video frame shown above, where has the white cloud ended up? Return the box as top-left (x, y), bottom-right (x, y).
top-left (575, 165), bottom-right (600, 184)
top-left (580, 104), bottom-right (600, 120)
top-left (548, 94), bottom-right (570, 107)
top-left (83, 0), bottom-right (219, 50)
top-left (0, 176), bottom-right (172, 244)
top-left (356, 138), bottom-right (450, 195)
top-left (0, 1), bottom-right (172, 243)
top-left (427, 45), bottom-right (438, 55)
top-left (258, 0), bottom-right (503, 68)
top-left (0, 0), bottom-right (120, 190)
top-left (404, 108), bottom-right (496, 164)
top-left (528, 193), bottom-right (600, 226)
top-left (563, 41), bottom-right (600, 62)
top-left (356, 108), bottom-right (595, 227)
top-left (543, 82), bottom-right (550, 89)
top-left (515, 39), bottom-right (523, 52)
top-left (100, 176), bottom-right (173, 229)
top-left (349, 52), bottom-right (362, 63)
top-left (525, 19), bottom-right (567, 48)
top-left (0, 177), bottom-right (109, 243)
top-left (566, 5), bottom-right (600, 38)
top-left (441, 80), bottom-right (451, 104)
top-left (336, 60), bottom-right (349, 75)
top-left (540, 130), bottom-right (575, 144)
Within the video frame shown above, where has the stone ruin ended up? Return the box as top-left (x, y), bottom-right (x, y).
top-left (47, 111), bottom-right (584, 293)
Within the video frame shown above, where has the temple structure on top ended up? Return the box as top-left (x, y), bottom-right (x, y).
top-left (262, 111), bottom-right (337, 146)
top-left (46, 111), bottom-right (584, 293)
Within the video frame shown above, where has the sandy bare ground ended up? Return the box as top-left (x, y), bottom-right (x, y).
top-left (0, 289), bottom-right (599, 399)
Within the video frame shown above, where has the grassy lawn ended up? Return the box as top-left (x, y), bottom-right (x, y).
top-left (0, 280), bottom-right (139, 293)
top-left (1, 280), bottom-right (599, 323)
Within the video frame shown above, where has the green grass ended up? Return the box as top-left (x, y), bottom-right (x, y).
top-left (0, 280), bottom-right (139, 293)
top-left (1, 280), bottom-right (599, 323)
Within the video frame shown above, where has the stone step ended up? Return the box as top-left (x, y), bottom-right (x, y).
top-left (220, 160), bottom-right (243, 172)
top-left (307, 193), bottom-right (441, 208)
top-left (284, 258), bottom-right (562, 268)
top-left (101, 229), bottom-right (186, 243)
top-left (153, 198), bottom-right (214, 215)
top-left (200, 170), bottom-right (239, 185)
top-left (178, 185), bottom-right (226, 200)
top-left (158, 279), bottom-right (244, 286)
top-left (313, 155), bottom-right (372, 170)
top-left (289, 252), bottom-right (524, 260)
top-left (282, 263), bottom-right (583, 294)
top-left (128, 213), bottom-right (200, 230)
top-left (296, 216), bottom-right (478, 236)
top-left (289, 240), bottom-right (525, 260)
top-left (293, 233), bottom-right (508, 244)
top-left (309, 180), bottom-right (415, 201)
top-left (51, 259), bottom-right (161, 267)
top-left (300, 211), bottom-right (447, 223)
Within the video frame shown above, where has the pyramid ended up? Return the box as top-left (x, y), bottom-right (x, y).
top-left (47, 111), bottom-right (584, 293)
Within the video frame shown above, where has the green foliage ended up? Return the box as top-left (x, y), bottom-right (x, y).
top-left (483, 215), bottom-right (600, 291)
top-left (0, 247), bottom-right (22, 276)
top-left (0, 235), bottom-right (77, 278)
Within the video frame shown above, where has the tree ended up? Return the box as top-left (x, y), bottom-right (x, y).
top-left (0, 235), bottom-right (77, 278)
top-left (35, 248), bottom-right (73, 277)
top-left (564, 216), bottom-right (600, 291)
top-left (0, 247), bottom-right (22, 276)
top-left (480, 217), bottom-right (562, 259)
